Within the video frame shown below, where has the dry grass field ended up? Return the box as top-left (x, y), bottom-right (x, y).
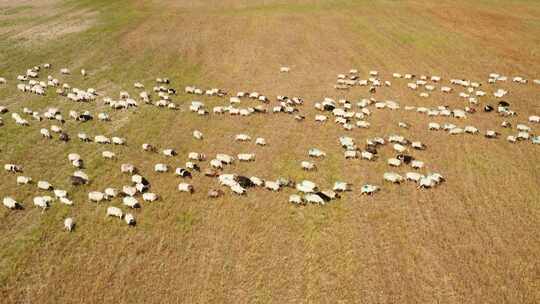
top-left (1, 0), bottom-right (540, 303)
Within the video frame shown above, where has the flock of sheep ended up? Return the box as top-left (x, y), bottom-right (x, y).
top-left (1, 64), bottom-right (539, 231)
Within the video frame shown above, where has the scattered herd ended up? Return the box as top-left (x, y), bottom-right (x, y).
top-left (1, 64), bottom-right (539, 232)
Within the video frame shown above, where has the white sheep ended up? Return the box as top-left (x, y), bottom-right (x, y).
top-left (411, 160), bottom-right (424, 169)
top-left (59, 197), bottom-right (73, 205)
top-left (528, 115), bottom-right (540, 123)
top-left (16, 176), bottom-right (32, 185)
top-left (120, 163), bottom-right (136, 174)
top-left (123, 196), bottom-right (140, 208)
top-left (315, 115), bottom-right (327, 122)
top-left (142, 143), bottom-right (156, 152)
top-left (122, 186), bottom-right (137, 196)
top-left (33, 196), bottom-right (49, 210)
top-left (289, 195), bottom-right (304, 205)
top-left (95, 135), bottom-right (111, 144)
top-left (301, 161), bottom-right (316, 170)
top-left (88, 191), bottom-right (105, 202)
top-left (107, 206), bottom-right (123, 218)
top-left (37, 180), bottom-right (52, 190)
top-left (238, 153), bottom-right (255, 162)
top-left (54, 189), bottom-right (68, 199)
top-left (264, 181), bottom-right (280, 192)
top-left (344, 150), bottom-right (358, 159)
top-left (142, 192), bottom-right (158, 202)
top-left (280, 66), bottom-right (290, 73)
top-left (216, 154), bottom-right (234, 164)
top-left (104, 188), bottom-right (118, 199)
top-left (210, 159), bottom-right (223, 169)
top-left (464, 126), bottom-right (479, 134)
top-left (361, 151), bottom-right (375, 161)
top-left (112, 137), bottom-right (126, 145)
top-left (308, 148), bottom-right (326, 158)
top-left (227, 183), bottom-right (243, 195)
top-left (162, 149), bottom-right (176, 157)
top-left (406, 172), bottom-right (423, 182)
top-left (296, 180), bottom-right (317, 193)
top-left (387, 158), bottom-right (401, 167)
top-left (383, 172), bottom-right (403, 183)
top-left (64, 218), bottom-right (75, 232)
top-left (193, 130), bottom-right (203, 140)
top-left (102, 151), bottom-right (116, 159)
top-left (449, 128), bottom-right (464, 135)
top-left (235, 134), bottom-right (251, 142)
top-left (304, 194), bottom-right (324, 205)
top-left (178, 183), bottom-right (194, 193)
top-left (333, 182), bottom-right (351, 192)
top-left (428, 122), bottom-right (441, 131)
top-left (255, 138), bottom-right (266, 146)
top-left (125, 213), bottom-right (136, 226)
top-left (40, 128), bottom-right (52, 138)
top-left (361, 184), bottom-right (379, 195)
top-left (3, 197), bottom-right (20, 209)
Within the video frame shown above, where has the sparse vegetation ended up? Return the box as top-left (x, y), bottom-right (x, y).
top-left (1, 0), bottom-right (540, 303)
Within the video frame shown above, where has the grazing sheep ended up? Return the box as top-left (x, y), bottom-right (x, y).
top-left (162, 149), bottom-right (176, 157)
top-left (449, 128), bottom-right (464, 135)
top-left (387, 158), bottom-right (401, 167)
top-left (193, 130), bottom-right (203, 140)
top-left (40, 128), bottom-right (52, 138)
top-left (210, 159), bottom-right (223, 169)
top-left (37, 180), bottom-right (52, 190)
top-left (361, 151), bottom-right (375, 161)
top-left (528, 115), bottom-right (540, 123)
top-left (361, 184), bottom-right (379, 195)
top-left (60, 197), bottom-right (73, 205)
top-left (238, 153), bottom-right (255, 162)
top-left (301, 161), bottom-right (316, 171)
top-left (296, 180), bottom-right (318, 193)
top-left (333, 181), bottom-right (351, 192)
top-left (517, 131), bottom-right (530, 140)
top-left (411, 141), bottom-right (426, 150)
top-left (54, 189), bottom-right (68, 199)
top-left (304, 194), bottom-right (324, 205)
top-left (142, 143), bottom-right (156, 152)
top-left (289, 194), bottom-right (304, 205)
top-left (122, 186), bottom-right (137, 196)
top-left (175, 168), bottom-right (192, 178)
top-left (107, 206), bottom-right (123, 218)
top-left (16, 176), bottom-right (32, 185)
top-left (112, 137), bottom-right (126, 145)
top-left (154, 163), bottom-right (168, 173)
top-left (78, 133), bottom-right (91, 142)
top-left (208, 189), bottom-right (224, 198)
top-left (102, 151), bottom-right (116, 159)
top-left (485, 130), bottom-right (499, 138)
top-left (507, 135), bottom-right (517, 143)
top-left (142, 192), bottom-right (158, 202)
top-left (464, 126), bottom-right (479, 134)
top-left (125, 213), bottom-right (136, 225)
top-left (383, 172), bottom-right (403, 183)
top-left (255, 137), bottom-right (266, 146)
top-left (344, 150), bottom-right (358, 159)
top-left (419, 177), bottom-right (435, 188)
top-left (33, 196), bottom-right (49, 210)
top-left (123, 196), bottom-right (140, 208)
top-left (428, 122), bottom-right (441, 131)
top-left (280, 66), bottom-right (290, 73)
top-left (264, 180), bottom-right (280, 191)
top-left (120, 163), bottom-right (136, 174)
top-left (88, 191), bottom-right (105, 202)
top-left (308, 148), bottom-right (326, 158)
top-left (95, 135), bottom-right (110, 144)
top-left (64, 218), bottom-right (75, 232)
top-left (406, 172), bottom-right (423, 182)
top-left (235, 134), bottom-right (251, 142)
top-left (411, 160), bottom-right (424, 169)
top-left (3, 197), bottom-right (21, 209)
top-left (216, 154), bottom-right (234, 164)
top-left (178, 183), bottom-right (194, 193)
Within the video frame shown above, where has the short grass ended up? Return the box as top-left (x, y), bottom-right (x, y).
top-left (0, 0), bottom-right (539, 303)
